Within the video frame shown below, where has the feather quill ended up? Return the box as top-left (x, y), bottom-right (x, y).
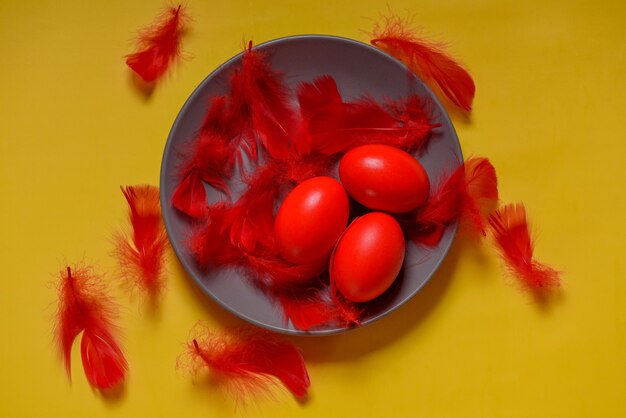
top-left (177, 323), bottom-right (310, 401)
top-left (54, 264), bottom-right (127, 389)
top-left (114, 185), bottom-right (169, 296)
top-left (126, 5), bottom-right (188, 83)
top-left (488, 203), bottom-right (561, 293)
top-left (371, 14), bottom-right (475, 111)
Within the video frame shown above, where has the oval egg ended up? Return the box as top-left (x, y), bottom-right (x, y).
top-left (339, 144), bottom-right (430, 213)
top-left (330, 212), bottom-right (405, 302)
top-left (275, 176), bottom-right (350, 265)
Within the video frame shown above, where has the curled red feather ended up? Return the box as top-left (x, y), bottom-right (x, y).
top-left (126, 4), bottom-right (188, 83)
top-left (54, 264), bottom-right (128, 389)
top-left (371, 14), bottom-right (475, 112)
top-left (488, 203), bottom-right (561, 293)
top-left (177, 323), bottom-right (310, 401)
top-left (114, 185), bottom-right (168, 296)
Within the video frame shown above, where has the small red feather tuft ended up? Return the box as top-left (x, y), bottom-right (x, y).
top-left (126, 5), bottom-right (188, 83)
top-left (462, 157), bottom-right (498, 235)
top-left (371, 14), bottom-right (475, 112)
top-left (177, 323), bottom-right (310, 401)
top-left (54, 264), bottom-right (128, 389)
top-left (115, 185), bottom-right (169, 296)
top-left (488, 203), bottom-right (561, 293)
top-left (407, 157), bottom-right (498, 245)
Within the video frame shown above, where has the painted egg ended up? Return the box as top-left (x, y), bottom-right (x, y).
top-left (330, 212), bottom-right (405, 302)
top-left (339, 144), bottom-right (430, 213)
top-left (275, 176), bottom-right (350, 264)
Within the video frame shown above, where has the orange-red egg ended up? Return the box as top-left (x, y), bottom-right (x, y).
top-left (330, 212), bottom-right (405, 302)
top-left (339, 144), bottom-right (430, 213)
top-left (275, 176), bottom-right (350, 264)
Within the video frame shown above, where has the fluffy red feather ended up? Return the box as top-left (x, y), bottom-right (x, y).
top-left (115, 185), bottom-right (168, 296)
top-left (229, 42), bottom-right (297, 161)
top-left (371, 14), bottom-right (475, 112)
top-left (488, 203), bottom-right (561, 293)
top-left (126, 5), bottom-right (188, 82)
top-left (408, 157), bottom-right (498, 245)
top-left (172, 96), bottom-right (239, 219)
top-left (54, 265), bottom-right (128, 389)
top-left (296, 76), bottom-right (436, 156)
top-left (177, 323), bottom-right (310, 401)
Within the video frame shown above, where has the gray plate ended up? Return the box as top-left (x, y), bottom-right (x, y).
top-left (160, 35), bottom-right (462, 336)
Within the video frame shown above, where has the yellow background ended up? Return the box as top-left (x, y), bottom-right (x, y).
top-left (1, 0), bottom-right (625, 417)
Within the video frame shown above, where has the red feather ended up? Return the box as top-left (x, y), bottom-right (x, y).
top-left (172, 96), bottom-right (238, 218)
top-left (226, 164), bottom-right (281, 253)
top-left (177, 323), bottom-right (310, 401)
top-left (488, 203), bottom-right (561, 293)
top-left (115, 185), bottom-right (168, 296)
top-left (462, 157), bottom-right (498, 234)
top-left (189, 203), bottom-right (240, 269)
top-left (279, 289), bottom-right (361, 331)
top-left (229, 42), bottom-right (297, 161)
top-left (297, 76), bottom-right (436, 156)
top-left (54, 265), bottom-right (127, 389)
top-left (81, 326), bottom-right (127, 389)
top-left (240, 251), bottom-right (326, 289)
top-left (371, 14), bottom-right (476, 112)
top-left (171, 170), bottom-right (208, 219)
top-left (278, 292), bottom-right (337, 331)
top-left (408, 157), bottom-right (498, 245)
top-left (126, 5), bottom-right (188, 83)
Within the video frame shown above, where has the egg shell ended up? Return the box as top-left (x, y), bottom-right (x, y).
top-left (275, 176), bottom-right (350, 264)
top-left (339, 144), bottom-right (430, 213)
top-left (330, 212), bottom-right (405, 302)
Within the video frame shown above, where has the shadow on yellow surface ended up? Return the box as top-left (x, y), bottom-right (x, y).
top-left (294, 238), bottom-right (463, 363)
top-left (173, 235), bottom-right (464, 362)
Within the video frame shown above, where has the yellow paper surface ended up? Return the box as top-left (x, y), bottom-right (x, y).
top-left (1, 0), bottom-right (625, 416)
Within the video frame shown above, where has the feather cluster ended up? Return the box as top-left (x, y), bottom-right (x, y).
top-left (489, 203), bottom-right (561, 294)
top-left (177, 322), bottom-right (310, 401)
top-left (371, 14), bottom-right (475, 112)
top-left (114, 185), bottom-right (169, 297)
top-left (54, 264), bottom-right (128, 389)
top-left (172, 43), bottom-right (436, 330)
top-left (126, 5), bottom-right (188, 83)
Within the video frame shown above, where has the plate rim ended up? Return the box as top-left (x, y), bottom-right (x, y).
top-left (160, 34), bottom-right (461, 336)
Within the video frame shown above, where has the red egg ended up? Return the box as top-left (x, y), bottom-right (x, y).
top-left (330, 212), bottom-right (405, 302)
top-left (275, 176), bottom-right (350, 264)
top-left (339, 144), bottom-right (430, 213)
